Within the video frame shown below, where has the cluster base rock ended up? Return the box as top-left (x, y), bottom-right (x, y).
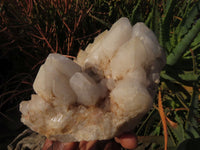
top-left (20, 17), bottom-right (166, 142)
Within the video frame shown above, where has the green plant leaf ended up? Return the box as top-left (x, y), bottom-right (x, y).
top-left (167, 18), bottom-right (200, 66)
top-left (167, 115), bottom-right (185, 144)
top-left (177, 1), bottom-right (200, 40)
top-left (159, 0), bottom-right (176, 48)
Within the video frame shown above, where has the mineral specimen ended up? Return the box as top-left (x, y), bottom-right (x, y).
top-left (20, 17), bottom-right (166, 142)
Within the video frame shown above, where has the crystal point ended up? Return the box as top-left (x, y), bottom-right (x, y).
top-left (20, 17), bottom-right (165, 142)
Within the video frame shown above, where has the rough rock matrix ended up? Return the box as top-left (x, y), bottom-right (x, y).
top-left (20, 17), bottom-right (166, 142)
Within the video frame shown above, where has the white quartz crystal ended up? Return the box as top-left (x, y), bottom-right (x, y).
top-left (20, 17), bottom-right (165, 142)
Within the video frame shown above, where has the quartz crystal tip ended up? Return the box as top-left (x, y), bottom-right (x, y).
top-left (20, 17), bottom-right (166, 142)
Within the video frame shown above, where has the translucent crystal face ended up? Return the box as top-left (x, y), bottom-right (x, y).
top-left (20, 17), bottom-right (165, 142)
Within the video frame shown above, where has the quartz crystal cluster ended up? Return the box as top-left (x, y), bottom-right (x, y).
top-left (20, 17), bottom-right (166, 142)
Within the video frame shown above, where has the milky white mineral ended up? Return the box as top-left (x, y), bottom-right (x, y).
top-left (20, 17), bottom-right (166, 142)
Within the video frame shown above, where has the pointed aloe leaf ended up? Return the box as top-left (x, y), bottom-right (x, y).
top-left (178, 1), bottom-right (200, 40)
top-left (167, 18), bottom-right (200, 65)
top-left (174, 0), bottom-right (191, 39)
top-left (170, 1), bottom-right (191, 50)
top-left (161, 70), bottom-right (199, 87)
top-left (191, 32), bottom-right (200, 47)
top-left (146, 0), bottom-right (160, 36)
top-left (178, 73), bottom-right (199, 82)
top-left (159, 0), bottom-right (176, 48)
top-left (167, 126), bottom-right (177, 147)
top-left (174, 115), bottom-right (185, 143)
top-left (185, 126), bottom-right (200, 139)
top-left (183, 33), bottom-right (200, 57)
